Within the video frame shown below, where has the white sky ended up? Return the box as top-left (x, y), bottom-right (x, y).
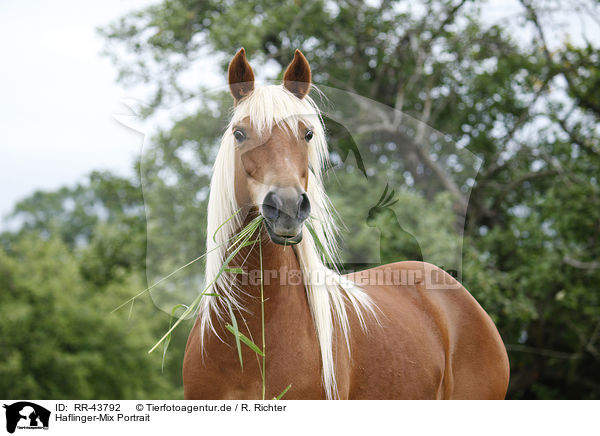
top-left (0, 0), bottom-right (156, 228)
top-left (0, 0), bottom-right (597, 229)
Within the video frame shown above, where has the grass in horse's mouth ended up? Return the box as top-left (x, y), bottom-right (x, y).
top-left (263, 219), bottom-right (302, 245)
top-left (112, 210), bottom-right (330, 399)
top-left (146, 214), bottom-right (265, 353)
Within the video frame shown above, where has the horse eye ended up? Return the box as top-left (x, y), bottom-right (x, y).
top-left (233, 129), bottom-right (246, 142)
top-left (305, 130), bottom-right (313, 142)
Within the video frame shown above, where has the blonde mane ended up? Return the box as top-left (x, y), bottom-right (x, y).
top-left (199, 84), bottom-right (375, 399)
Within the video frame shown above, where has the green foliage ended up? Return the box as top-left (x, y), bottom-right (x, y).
top-left (0, 234), bottom-right (184, 399)
top-left (1, 0), bottom-right (598, 400)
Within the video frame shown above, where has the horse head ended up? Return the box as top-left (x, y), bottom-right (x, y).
top-left (227, 48), bottom-right (314, 245)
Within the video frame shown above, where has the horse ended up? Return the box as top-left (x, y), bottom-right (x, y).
top-left (183, 48), bottom-right (510, 399)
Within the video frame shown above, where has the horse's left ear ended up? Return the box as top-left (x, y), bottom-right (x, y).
top-left (283, 49), bottom-right (311, 99)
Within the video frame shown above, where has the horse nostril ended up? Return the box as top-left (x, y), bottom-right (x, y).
top-left (297, 192), bottom-right (311, 221)
top-left (262, 191), bottom-right (281, 221)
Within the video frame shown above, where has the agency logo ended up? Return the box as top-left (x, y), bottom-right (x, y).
top-left (2, 402), bottom-right (50, 434)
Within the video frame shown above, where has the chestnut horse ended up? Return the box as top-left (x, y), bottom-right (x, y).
top-left (183, 48), bottom-right (509, 399)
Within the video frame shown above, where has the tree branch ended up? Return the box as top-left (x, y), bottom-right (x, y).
top-left (506, 343), bottom-right (582, 360)
top-left (563, 256), bottom-right (600, 270)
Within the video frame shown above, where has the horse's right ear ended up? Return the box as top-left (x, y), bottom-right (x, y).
top-left (228, 48), bottom-right (255, 103)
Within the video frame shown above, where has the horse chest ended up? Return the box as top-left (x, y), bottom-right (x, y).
top-left (183, 294), bottom-right (326, 399)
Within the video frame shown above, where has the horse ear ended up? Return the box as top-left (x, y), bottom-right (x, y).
top-left (283, 49), bottom-right (311, 99)
top-left (228, 48), bottom-right (255, 103)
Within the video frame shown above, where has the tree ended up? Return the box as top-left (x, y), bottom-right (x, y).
top-left (0, 234), bottom-right (183, 398)
top-left (0, 172), bottom-right (190, 399)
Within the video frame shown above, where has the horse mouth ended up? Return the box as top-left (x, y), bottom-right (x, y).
top-left (263, 221), bottom-right (303, 245)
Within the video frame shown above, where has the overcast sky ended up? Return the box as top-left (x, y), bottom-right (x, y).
top-left (0, 0), bottom-right (155, 228)
top-left (0, 0), bottom-right (597, 230)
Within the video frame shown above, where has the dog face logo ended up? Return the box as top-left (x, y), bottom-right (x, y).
top-left (2, 402), bottom-right (50, 433)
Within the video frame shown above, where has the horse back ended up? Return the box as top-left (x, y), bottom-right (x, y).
top-left (343, 261), bottom-right (509, 399)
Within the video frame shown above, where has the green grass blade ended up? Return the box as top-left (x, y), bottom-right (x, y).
top-left (274, 384), bottom-right (292, 400)
top-left (127, 299), bottom-right (134, 321)
top-left (148, 292), bottom-right (204, 354)
top-left (259, 230), bottom-right (266, 400)
top-left (225, 324), bottom-right (265, 357)
top-left (213, 208), bottom-right (242, 242)
top-left (305, 220), bottom-right (335, 266)
top-left (227, 302), bottom-right (244, 370)
top-left (161, 335), bottom-right (171, 373)
top-left (161, 303), bottom-right (189, 373)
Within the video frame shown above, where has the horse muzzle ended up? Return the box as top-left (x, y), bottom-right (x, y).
top-left (260, 189), bottom-right (310, 245)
